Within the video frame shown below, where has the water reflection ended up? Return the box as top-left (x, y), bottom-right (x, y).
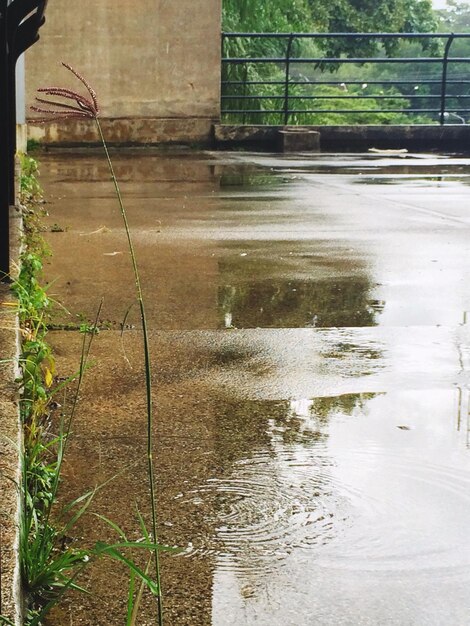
top-left (44, 152), bottom-right (221, 183)
top-left (456, 312), bottom-right (470, 446)
top-left (188, 393), bottom-right (377, 575)
top-left (40, 150), bottom-right (470, 624)
top-left (219, 168), bottom-right (282, 189)
top-left (206, 390), bottom-right (470, 625)
top-left (353, 174), bottom-right (470, 187)
top-left (218, 278), bottom-right (384, 329)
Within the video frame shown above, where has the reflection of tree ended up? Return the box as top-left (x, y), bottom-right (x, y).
top-left (218, 278), bottom-right (384, 329)
top-left (213, 393), bottom-right (379, 468)
top-left (281, 393), bottom-right (378, 446)
top-left (219, 167), bottom-right (281, 189)
top-left (322, 342), bottom-right (383, 361)
top-left (208, 392), bottom-right (379, 586)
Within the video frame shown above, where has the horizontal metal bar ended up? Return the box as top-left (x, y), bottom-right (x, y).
top-left (223, 57), bottom-right (470, 64)
top-left (222, 108), bottom-right (470, 114)
top-left (222, 79), bottom-right (470, 86)
top-left (223, 95), bottom-right (470, 100)
top-left (222, 32), bottom-right (470, 39)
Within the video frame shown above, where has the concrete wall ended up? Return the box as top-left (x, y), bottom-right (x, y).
top-left (26, 0), bottom-right (222, 144)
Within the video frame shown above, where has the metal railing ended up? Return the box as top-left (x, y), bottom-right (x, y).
top-left (221, 32), bottom-right (470, 127)
top-left (0, 0), bottom-right (47, 279)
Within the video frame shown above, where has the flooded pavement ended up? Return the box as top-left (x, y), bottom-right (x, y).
top-left (39, 150), bottom-right (470, 625)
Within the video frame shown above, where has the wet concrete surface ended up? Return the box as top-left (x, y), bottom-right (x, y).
top-left (39, 150), bottom-right (470, 625)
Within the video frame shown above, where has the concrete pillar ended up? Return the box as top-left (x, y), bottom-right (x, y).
top-left (25, 0), bottom-right (222, 144)
top-left (16, 55), bottom-right (26, 152)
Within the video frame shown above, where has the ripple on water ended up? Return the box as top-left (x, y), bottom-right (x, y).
top-left (182, 391), bottom-right (470, 580)
top-left (183, 441), bottom-right (355, 573)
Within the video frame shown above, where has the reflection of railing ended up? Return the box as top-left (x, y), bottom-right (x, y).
top-left (0, 0), bottom-right (48, 278)
top-left (221, 32), bottom-right (470, 126)
top-left (457, 311), bottom-right (470, 447)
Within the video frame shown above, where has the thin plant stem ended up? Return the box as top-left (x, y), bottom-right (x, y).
top-left (95, 119), bottom-right (163, 625)
top-left (55, 299), bottom-right (104, 486)
top-left (37, 300), bottom-right (103, 558)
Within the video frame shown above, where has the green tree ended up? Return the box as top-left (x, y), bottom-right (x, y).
top-left (223, 0), bottom-right (311, 34)
top-left (223, 0), bottom-right (438, 54)
top-left (438, 0), bottom-right (470, 31)
top-left (310, 0), bottom-right (437, 35)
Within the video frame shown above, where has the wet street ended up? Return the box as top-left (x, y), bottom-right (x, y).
top-left (40, 150), bottom-right (470, 625)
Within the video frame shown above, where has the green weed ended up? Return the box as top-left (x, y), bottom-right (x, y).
top-left (8, 63), bottom-right (167, 626)
top-left (1, 157), bottom-right (94, 624)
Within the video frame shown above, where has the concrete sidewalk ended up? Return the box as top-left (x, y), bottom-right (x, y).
top-left (35, 149), bottom-right (470, 626)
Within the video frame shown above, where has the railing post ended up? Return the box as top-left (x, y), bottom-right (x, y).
top-left (242, 62), bottom-right (248, 125)
top-left (283, 34), bottom-right (294, 125)
top-left (220, 32), bottom-right (225, 120)
top-left (440, 33), bottom-right (455, 126)
top-left (0, 0), bottom-right (10, 280)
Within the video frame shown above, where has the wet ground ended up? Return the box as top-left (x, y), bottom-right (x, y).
top-left (39, 150), bottom-right (470, 625)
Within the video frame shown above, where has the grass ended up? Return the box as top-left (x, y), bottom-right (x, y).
top-left (1, 150), bottom-right (166, 625)
top-left (95, 118), bottom-right (163, 624)
top-left (8, 159), bottom-right (94, 624)
top-left (10, 62), bottom-right (166, 625)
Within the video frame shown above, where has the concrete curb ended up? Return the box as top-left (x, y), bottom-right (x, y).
top-left (214, 124), bottom-right (470, 152)
top-left (0, 206), bottom-right (23, 625)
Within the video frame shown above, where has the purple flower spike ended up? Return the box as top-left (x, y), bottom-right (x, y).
top-left (31, 62), bottom-right (100, 121)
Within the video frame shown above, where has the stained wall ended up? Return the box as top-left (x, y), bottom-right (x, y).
top-left (25, 0), bottom-right (222, 144)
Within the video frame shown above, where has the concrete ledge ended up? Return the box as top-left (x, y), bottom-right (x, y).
top-left (27, 116), bottom-right (219, 146)
top-left (0, 207), bottom-right (22, 625)
top-left (279, 127), bottom-right (320, 152)
top-left (214, 124), bottom-right (470, 152)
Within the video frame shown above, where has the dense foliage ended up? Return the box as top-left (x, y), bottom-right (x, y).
top-left (223, 0), bottom-right (438, 55)
top-left (221, 0), bottom-right (470, 125)
top-left (222, 0), bottom-right (437, 34)
top-left (223, 0), bottom-right (311, 34)
top-left (438, 0), bottom-right (470, 32)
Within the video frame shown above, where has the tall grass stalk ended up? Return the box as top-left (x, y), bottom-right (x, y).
top-left (32, 63), bottom-right (163, 624)
top-left (95, 119), bottom-right (163, 624)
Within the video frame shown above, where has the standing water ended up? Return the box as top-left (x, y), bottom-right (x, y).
top-left (41, 151), bottom-right (470, 625)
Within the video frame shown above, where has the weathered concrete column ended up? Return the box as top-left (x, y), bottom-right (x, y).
top-left (25, 0), bottom-right (222, 145)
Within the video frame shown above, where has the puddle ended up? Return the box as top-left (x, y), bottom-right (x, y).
top-left (196, 391), bottom-right (470, 625)
top-left (183, 395), bottom-right (371, 569)
top-left (39, 151), bottom-right (470, 625)
top-left (41, 151), bottom-right (470, 329)
top-left (218, 277), bottom-right (383, 329)
top-left (219, 168), bottom-right (285, 189)
top-left (352, 174), bottom-right (470, 187)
